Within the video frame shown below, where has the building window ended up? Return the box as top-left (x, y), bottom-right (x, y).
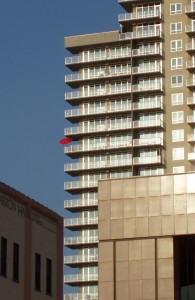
top-left (171, 40), bottom-right (182, 52)
top-left (1, 237), bottom-right (7, 277)
top-left (171, 93), bottom-right (183, 105)
top-left (35, 253), bottom-right (41, 291)
top-left (170, 3), bottom-right (182, 14)
top-left (171, 57), bottom-right (183, 69)
top-left (173, 166), bottom-right (185, 173)
top-left (170, 22), bottom-right (182, 34)
top-left (172, 129), bottom-right (184, 142)
top-left (172, 147), bottom-right (184, 160)
top-left (46, 259), bottom-right (52, 295)
top-left (13, 243), bottom-right (19, 282)
top-left (171, 75), bottom-right (183, 87)
top-left (172, 111), bottom-right (184, 124)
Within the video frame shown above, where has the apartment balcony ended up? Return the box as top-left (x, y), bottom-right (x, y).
top-left (65, 69), bottom-right (132, 88)
top-left (64, 274), bottom-right (98, 286)
top-left (185, 25), bottom-right (195, 35)
top-left (133, 137), bottom-right (164, 147)
top-left (64, 236), bottom-right (98, 248)
top-left (118, 11), bottom-right (162, 29)
top-left (186, 78), bottom-right (195, 88)
top-left (187, 134), bottom-right (195, 142)
top-left (187, 115), bottom-right (195, 123)
top-left (133, 155), bottom-right (163, 165)
top-left (186, 60), bottom-right (195, 71)
top-left (119, 30), bottom-right (163, 41)
top-left (187, 97), bottom-right (195, 106)
top-left (64, 198), bottom-right (98, 211)
top-left (64, 181), bottom-right (98, 192)
top-left (186, 42), bottom-right (195, 52)
top-left (64, 217), bottom-right (98, 229)
top-left (185, 5), bottom-right (195, 15)
top-left (132, 65), bottom-right (163, 76)
top-left (64, 141), bottom-right (133, 156)
top-left (64, 293), bottom-right (98, 300)
top-left (65, 104), bottom-right (132, 121)
top-left (132, 83), bottom-right (163, 93)
top-left (133, 99), bottom-right (164, 111)
top-left (64, 254), bottom-right (98, 267)
top-left (132, 47), bottom-right (163, 58)
top-left (118, 0), bottom-right (149, 10)
top-left (188, 152), bottom-right (195, 161)
top-left (133, 119), bottom-right (164, 129)
top-left (64, 123), bottom-right (132, 138)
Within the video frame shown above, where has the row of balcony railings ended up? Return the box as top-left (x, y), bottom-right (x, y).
top-left (64, 236), bottom-right (98, 246)
top-left (64, 198), bottom-right (98, 208)
top-left (64, 119), bottom-right (164, 135)
top-left (64, 294), bottom-right (98, 300)
top-left (119, 29), bottom-right (163, 40)
top-left (64, 84), bottom-right (163, 100)
top-left (65, 65), bottom-right (163, 83)
top-left (64, 217), bottom-right (98, 227)
top-left (64, 254), bottom-right (98, 264)
top-left (64, 138), bottom-right (164, 154)
top-left (118, 10), bottom-right (162, 22)
top-left (65, 47), bottom-right (162, 66)
top-left (64, 274), bottom-right (98, 283)
top-left (65, 100), bottom-right (163, 118)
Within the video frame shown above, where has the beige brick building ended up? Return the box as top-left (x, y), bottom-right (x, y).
top-left (0, 182), bottom-right (63, 300)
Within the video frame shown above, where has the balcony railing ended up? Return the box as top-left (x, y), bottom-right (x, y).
top-left (119, 30), bottom-right (163, 40)
top-left (186, 78), bottom-right (195, 87)
top-left (132, 47), bottom-right (162, 57)
top-left (187, 97), bottom-right (195, 105)
top-left (133, 137), bottom-right (163, 146)
top-left (132, 83), bottom-right (163, 92)
top-left (118, 10), bottom-right (161, 22)
top-left (64, 254), bottom-right (98, 264)
top-left (64, 293), bottom-right (98, 300)
top-left (185, 25), bottom-right (195, 33)
top-left (64, 274), bottom-right (98, 283)
top-left (186, 42), bottom-right (195, 51)
top-left (185, 5), bottom-right (195, 14)
top-left (64, 236), bottom-right (98, 246)
top-left (133, 155), bottom-right (162, 165)
top-left (64, 159), bottom-right (132, 172)
top-left (64, 181), bottom-right (98, 190)
top-left (64, 217), bottom-right (98, 227)
top-left (188, 152), bottom-right (195, 160)
top-left (133, 99), bottom-right (163, 110)
top-left (64, 198), bottom-right (98, 209)
top-left (187, 115), bottom-right (195, 123)
top-left (133, 119), bottom-right (163, 128)
top-left (187, 134), bottom-right (195, 142)
top-left (132, 64), bottom-right (163, 75)
top-left (186, 60), bottom-right (195, 69)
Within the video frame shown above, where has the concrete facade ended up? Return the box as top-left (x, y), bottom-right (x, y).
top-left (0, 182), bottom-right (63, 300)
top-left (98, 172), bottom-right (195, 300)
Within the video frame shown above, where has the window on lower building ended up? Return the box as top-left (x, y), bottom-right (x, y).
top-left (35, 253), bottom-right (41, 291)
top-left (171, 93), bottom-right (183, 105)
top-left (172, 129), bottom-right (184, 142)
top-left (1, 237), bottom-right (7, 277)
top-left (13, 243), bottom-right (19, 282)
top-left (46, 259), bottom-right (52, 295)
top-left (171, 57), bottom-right (183, 69)
top-left (171, 40), bottom-right (182, 52)
top-left (172, 111), bottom-right (184, 124)
top-left (170, 3), bottom-right (182, 14)
top-left (170, 22), bottom-right (182, 34)
top-left (173, 166), bottom-right (185, 173)
top-left (172, 147), bottom-right (184, 160)
top-left (171, 75), bottom-right (183, 87)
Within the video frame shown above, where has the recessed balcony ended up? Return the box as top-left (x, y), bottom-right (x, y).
top-left (187, 134), bottom-right (195, 142)
top-left (132, 46), bottom-right (163, 58)
top-left (64, 181), bottom-right (98, 192)
top-left (133, 99), bottom-right (164, 111)
top-left (132, 83), bottom-right (163, 93)
top-left (64, 236), bottom-right (98, 248)
top-left (185, 5), bottom-right (195, 15)
top-left (64, 198), bottom-right (98, 211)
top-left (64, 274), bottom-right (98, 286)
top-left (64, 293), bottom-right (98, 300)
top-left (133, 155), bottom-right (163, 165)
top-left (133, 119), bottom-right (164, 129)
top-left (64, 254), bottom-right (98, 266)
top-left (188, 152), bottom-right (195, 161)
top-left (64, 217), bottom-right (98, 229)
top-left (132, 65), bottom-right (163, 75)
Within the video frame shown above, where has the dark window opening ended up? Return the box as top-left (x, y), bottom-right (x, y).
top-left (174, 235), bottom-right (195, 300)
top-left (46, 258), bottom-right (52, 295)
top-left (35, 253), bottom-right (41, 291)
top-left (1, 237), bottom-right (7, 277)
top-left (13, 243), bottom-right (19, 282)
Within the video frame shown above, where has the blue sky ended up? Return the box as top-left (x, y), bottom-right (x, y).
top-left (0, 0), bottom-right (122, 216)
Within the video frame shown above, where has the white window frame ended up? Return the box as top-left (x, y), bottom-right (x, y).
top-left (172, 111), bottom-right (184, 124)
top-left (171, 75), bottom-right (183, 87)
top-left (171, 93), bottom-right (183, 106)
top-left (172, 129), bottom-right (184, 142)
top-left (172, 147), bottom-right (184, 160)
top-left (173, 166), bottom-right (185, 173)
top-left (170, 22), bottom-right (182, 34)
top-left (171, 57), bottom-right (183, 70)
top-left (170, 3), bottom-right (182, 15)
top-left (171, 40), bottom-right (182, 52)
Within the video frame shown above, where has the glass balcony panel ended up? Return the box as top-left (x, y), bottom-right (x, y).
top-left (133, 99), bottom-right (162, 110)
top-left (133, 119), bottom-right (163, 128)
top-left (64, 274), bottom-right (98, 283)
top-left (64, 236), bottom-right (98, 246)
top-left (64, 198), bottom-right (98, 208)
top-left (64, 254), bottom-right (98, 264)
top-left (64, 181), bottom-right (98, 190)
top-left (133, 155), bottom-right (162, 164)
top-left (187, 115), bottom-right (195, 123)
top-left (187, 134), bottom-right (195, 142)
top-left (118, 10), bottom-right (160, 22)
top-left (64, 293), bottom-right (98, 300)
top-left (64, 217), bottom-right (98, 227)
top-left (187, 97), bottom-right (195, 105)
top-left (186, 78), bottom-right (195, 86)
top-left (133, 137), bottom-right (163, 146)
top-left (188, 152), bottom-right (195, 160)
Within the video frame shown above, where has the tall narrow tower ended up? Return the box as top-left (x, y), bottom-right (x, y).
top-left (64, 0), bottom-right (195, 299)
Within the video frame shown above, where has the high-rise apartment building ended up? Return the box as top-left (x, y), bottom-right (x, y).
top-left (64, 0), bottom-right (195, 299)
